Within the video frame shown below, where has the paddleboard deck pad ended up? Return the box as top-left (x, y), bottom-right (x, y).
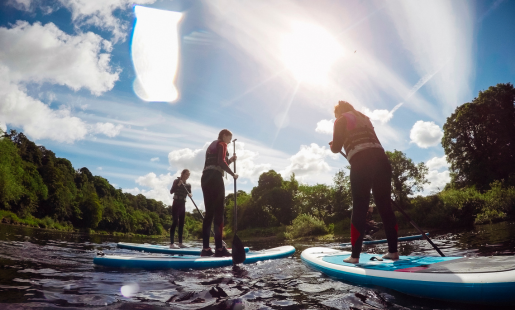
top-left (95, 246), bottom-right (295, 269)
top-left (340, 233), bottom-right (429, 246)
top-left (301, 247), bottom-right (515, 305)
top-left (117, 242), bottom-right (249, 255)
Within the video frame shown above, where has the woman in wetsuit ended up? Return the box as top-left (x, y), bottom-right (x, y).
top-left (169, 169), bottom-right (192, 249)
top-left (330, 101), bottom-right (398, 263)
top-left (200, 129), bottom-right (238, 257)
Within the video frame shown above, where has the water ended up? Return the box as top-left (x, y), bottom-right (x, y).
top-left (1, 222), bottom-right (515, 309)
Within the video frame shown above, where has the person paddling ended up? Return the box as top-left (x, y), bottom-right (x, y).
top-left (330, 101), bottom-right (399, 263)
top-left (169, 169), bottom-right (192, 249)
top-left (200, 129), bottom-right (238, 257)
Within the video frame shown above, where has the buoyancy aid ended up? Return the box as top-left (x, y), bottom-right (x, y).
top-left (337, 111), bottom-right (383, 162)
top-left (203, 140), bottom-right (232, 176)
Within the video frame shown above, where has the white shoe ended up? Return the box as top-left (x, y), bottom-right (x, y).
top-left (178, 243), bottom-right (188, 248)
top-left (169, 243), bottom-right (180, 249)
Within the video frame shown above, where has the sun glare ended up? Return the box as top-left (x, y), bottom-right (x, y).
top-left (131, 6), bottom-right (182, 102)
top-left (281, 22), bottom-right (343, 85)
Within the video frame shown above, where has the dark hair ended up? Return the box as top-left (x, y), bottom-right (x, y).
top-left (218, 129), bottom-right (232, 140)
top-left (181, 169), bottom-right (190, 176)
top-left (334, 100), bottom-right (356, 115)
top-left (334, 100), bottom-right (367, 118)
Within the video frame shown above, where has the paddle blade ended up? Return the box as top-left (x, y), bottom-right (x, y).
top-left (231, 234), bottom-right (246, 264)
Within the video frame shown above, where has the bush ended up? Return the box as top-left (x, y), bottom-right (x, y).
top-left (284, 214), bottom-right (328, 239)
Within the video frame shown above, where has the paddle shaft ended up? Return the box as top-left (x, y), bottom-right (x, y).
top-left (180, 182), bottom-right (227, 248)
top-left (338, 151), bottom-right (445, 257)
top-left (233, 140), bottom-right (237, 232)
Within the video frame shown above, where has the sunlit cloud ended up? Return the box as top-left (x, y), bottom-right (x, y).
top-left (315, 119), bottom-right (334, 135)
top-left (131, 6), bottom-right (182, 102)
top-left (410, 120), bottom-right (444, 148)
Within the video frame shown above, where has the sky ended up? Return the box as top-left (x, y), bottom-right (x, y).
top-left (1, 0), bottom-right (515, 211)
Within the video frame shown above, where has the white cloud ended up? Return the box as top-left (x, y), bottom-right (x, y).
top-left (97, 167), bottom-right (103, 170)
top-left (91, 122), bottom-right (123, 137)
top-left (0, 120), bottom-right (6, 133)
top-left (315, 119), bottom-right (334, 135)
top-left (58, 0), bottom-right (156, 43)
top-left (410, 120), bottom-right (443, 148)
top-left (150, 157), bottom-right (159, 162)
top-left (281, 143), bottom-right (337, 181)
top-left (362, 102), bottom-right (403, 125)
top-left (426, 155), bottom-right (449, 171)
top-left (0, 71), bottom-right (89, 143)
top-left (125, 172), bottom-right (176, 206)
top-left (0, 21), bottom-right (119, 95)
top-left (424, 169), bottom-right (450, 194)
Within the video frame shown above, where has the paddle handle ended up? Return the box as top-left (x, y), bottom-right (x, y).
top-left (181, 182), bottom-right (227, 247)
top-left (338, 151), bottom-right (445, 257)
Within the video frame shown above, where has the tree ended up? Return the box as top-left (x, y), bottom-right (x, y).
top-left (386, 150), bottom-right (429, 208)
top-left (442, 83), bottom-right (515, 190)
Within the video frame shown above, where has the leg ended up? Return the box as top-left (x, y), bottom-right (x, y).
top-left (372, 154), bottom-right (398, 258)
top-left (170, 200), bottom-right (180, 244)
top-left (348, 156), bottom-right (374, 261)
top-left (201, 172), bottom-right (215, 249)
top-left (212, 175), bottom-right (225, 250)
top-left (177, 201), bottom-right (186, 244)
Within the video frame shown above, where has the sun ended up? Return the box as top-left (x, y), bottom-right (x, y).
top-left (281, 22), bottom-right (344, 85)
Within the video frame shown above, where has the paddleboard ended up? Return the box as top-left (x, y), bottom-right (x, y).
top-left (301, 247), bottom-right (515, 305)
top-left (95, 245), bottom-right (295, 269)
top-left (117, 242), bottom-right (250, 255)
top-left (339, 233), bottom-right (430, 246)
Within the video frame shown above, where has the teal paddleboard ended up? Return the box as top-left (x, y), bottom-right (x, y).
top-left (302, 247), bottom-right (515, 305)
top-left (95, 245), bottom-right (295, 269)
top-left (339, 233), bottom-right (429, 246)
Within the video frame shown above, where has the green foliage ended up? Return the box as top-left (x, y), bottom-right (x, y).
top-left (386, 150), bottom-right (429, 209)
top-left (284, 214), bottom-right (329, 239)
top-left (0, 131), bottom-right (186, 236)
top-left (442, 83), bottom-right (515, 190)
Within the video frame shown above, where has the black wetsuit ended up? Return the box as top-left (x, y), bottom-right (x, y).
top-left (331, 111), bottom-right (398, 258)
top-left (201, 140), bottom-right (234, 249)
top-left (169, 178), bottom-right (191, 244)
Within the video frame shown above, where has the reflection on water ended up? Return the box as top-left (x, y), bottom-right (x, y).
top-left (1, 222), bottom-right (514, 309)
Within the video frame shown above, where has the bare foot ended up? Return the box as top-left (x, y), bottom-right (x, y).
top-left (382, 252), bottom-right (399, 260)
top-left (343, 256), bottom-right (359, 264)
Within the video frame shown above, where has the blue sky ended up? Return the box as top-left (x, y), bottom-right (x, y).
top-left (1, 0), bottom-right (514, 211)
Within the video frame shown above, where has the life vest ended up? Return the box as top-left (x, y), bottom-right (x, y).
top-left (171, 178), bottom-right (191, 201)
top-left (203, 140), bottom-right (230, 175)
top-left (338, 111), bottom-right (383, 162)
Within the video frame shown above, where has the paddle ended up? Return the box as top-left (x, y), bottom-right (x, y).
top-left (337, 150), bottom-right (445, 257)
top-left (231, 139), bottom-right (246, 264)
top-left (180, 181), bottom-right (228, 248)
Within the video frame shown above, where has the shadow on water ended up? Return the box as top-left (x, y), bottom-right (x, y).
top-left (1, 222), bottom-right (515, 309)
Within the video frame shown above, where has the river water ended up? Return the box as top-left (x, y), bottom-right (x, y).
top-left (1, 222), bottom-right (514, 309)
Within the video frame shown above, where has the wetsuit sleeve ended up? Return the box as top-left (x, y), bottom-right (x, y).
top-left (217, 142), bottom-right (235, 176)
top-left (185, 183), bottom-right (191, 194)
top-left (170, 179), bottom-right (178, 194)
top-left (330, 117), bottom-right (346, 153)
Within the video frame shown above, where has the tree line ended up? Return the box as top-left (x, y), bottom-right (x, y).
top-left (1, 83), bottom-right (514, 238)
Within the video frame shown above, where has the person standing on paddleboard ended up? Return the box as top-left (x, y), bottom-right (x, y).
top-left (169, 169), bottom-right (192, 249)
top-left (200, 129), bottom-right (238, 257)
top-left (330, 101), bottom-right (399, 263)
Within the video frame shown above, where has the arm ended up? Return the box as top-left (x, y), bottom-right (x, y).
top-left (170, 179), bottom-right (178, 194)
top-left (330, 117), bottom-right (346, 153)
top-left (217, 142), bottom-right (235, 176)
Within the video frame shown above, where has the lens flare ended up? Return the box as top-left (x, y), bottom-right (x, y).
top-left (120, 282), bottom-right (139, 297)
top-left (131, 6), bottom-right (182, 102)
top-left (281, 22), bottom-right (344, 85)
